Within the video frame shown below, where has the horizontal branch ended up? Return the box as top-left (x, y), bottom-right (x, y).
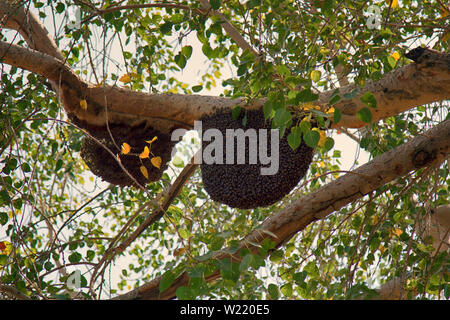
top-left (1, 2), bottom-right (449, 131)
top-left (0, 1), bottom-right (64, 60)
top-left (114, 119), bottom-right (450, 300)
top-left (3, 40), bottom-right (448, 134)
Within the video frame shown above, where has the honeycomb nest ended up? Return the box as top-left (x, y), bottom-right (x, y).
top-left (200, 109), bottom-right (314, 209)
top-left (79, 121), bottom-right (175, 187)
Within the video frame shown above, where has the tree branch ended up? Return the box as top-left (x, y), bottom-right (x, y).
top-left (113, 119), bottom-right (450, 300)
top-left (0, 1), bottom-right (63, 60)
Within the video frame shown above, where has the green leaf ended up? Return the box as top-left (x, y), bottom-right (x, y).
top-left (176, 286), bottom-right (193, 299)
top-left (55, 159), bottom-right (63, 172)
top-left (0, 255), bottom-right (8, 266)
top-left (333, 108), bottom-right (342, 124)
top-left (303, 130), bottom-right (320, 148)
top-left (310, 70), bottom-right (321, 82)
top-left (239, 254), bottom-right (252, 272)
top-left (0, 189), bottom-right (11, 206)
top-left (263, 101), bottom-right (273, 119)
top-left (268, 284), bottom-right (279, 300)
top-left (68, 252), bottom-right (82, 263)
top-left (323, 137), bottom-right (335, 151)
top-left (55, 3), bottom-right (65, 13)
top-left (178, 228), bottom-right (191, 239)
top-left (210, 236), bottom-right (225, 251)
top-left (174, 53), bottom-right (187, 69)
top-left (160, 22), bottom-right (172, 34)
top-left (296, 89), bottom-right (319, 103)
top-left (360, 92), bottom-right (377, 108)
top-left (276, 64), bottom-right (290, 77)
top-left (13, 198), bottom-right (22, 210)
top-left (273, 108), bottom-right (292, 128)
top-left (280, 283), bottom-right (293, 297)
top-left (86, 250), bottom-right (95, 261)
top-left (160, 270), bottom-right (176, 293)
top-left (269, 250), bottom-right (284, 264)
top-left (242, 114), bottom-right (247, 126)
top-left (299, 120), bottom-right (311, 133)
top-left (343, 88), bottom-right (358, 99)
top-left (172, 156), bottom-right (185, 168)
top-left (0, 212), bottom-right (8, 225)
top-left (192, 85), bottom-right (203, 92)
top-left (210, 0), bottom-right (221, 10)
top-left (181, 46), bottom-right (193, 59)
top-left (21, 162), bottom-right (31, 172)
top-left (356, 107), bottom-right (372, 123)
top-left (287, 126), bottom-right (302, 150)
top-left (232, 106), bottom-right (242, 120)
top-left (304, 261), bottom-right (319, 278)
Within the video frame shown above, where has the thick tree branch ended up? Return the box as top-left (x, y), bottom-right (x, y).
top-left (1, 2), bottom-right (449, 131)
top-left (0, 1), bottom-right (63, 60)
top-left (113, 119), bottom-right (450, 300)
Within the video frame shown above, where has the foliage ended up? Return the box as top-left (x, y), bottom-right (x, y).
top-left (0, 0), bottom-right (449, 300)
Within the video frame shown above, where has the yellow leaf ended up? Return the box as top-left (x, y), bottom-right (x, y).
top-left (214, 70), bottom-right (221, 78)
top-left (140, 165), bottom-right (149, 179)
top-left (313, 128), bottom-right (327, 147)
top-left (80, 99), bottom-right (88, 110)
top-left (392, 51), bottom-right (400, 61)
top-left (146, 136), bottom-right (158, 144)
top-left (181, 83), bottom-right (189, 89)
top-left (139, 146), bottom-right (150, 159)
top-left (394, 228), bottom-right (403, 237)
top-left (173, 248), bottom-right (186, 257)
top-left (129, 72), bottom-right (139, 79)
top-left (326, 107), bottom-right (335, 115)
top-left (385, 0), bottom-right (398, 8)
top-left (151, 156), bottom-right (162, 169)
top-left (0, 241), bottom-right (12, 255)
top-left (441, 8), bottom-right (449, 18)
top-left (121, 142), bottom-right (131, 155)
top-left (119, 74), bottom-right (131, 83)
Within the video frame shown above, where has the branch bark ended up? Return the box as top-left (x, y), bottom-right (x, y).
top-left (113, 119), bottom-right (450, 300)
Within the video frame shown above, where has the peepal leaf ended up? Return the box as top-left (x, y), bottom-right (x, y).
top-left (121, 143), bottom-right (131, 155)
top-left (151, 156), bottom-right (162, 169)
top-left (139, 146), bottom-right (150, 159)
top-left (140, 166), bottom-right (149, 179)
top-left (146, 136), bottom-right (158, 144)
top-left (119, 74), bottom-right (131, 83)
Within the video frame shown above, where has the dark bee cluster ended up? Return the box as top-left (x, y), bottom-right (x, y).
top-left (78, 121), bottom-right (175, 187)
top-left (200, 109), bottom-right (314, 209)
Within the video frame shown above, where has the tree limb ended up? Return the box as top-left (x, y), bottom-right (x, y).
top-left (113, 119), bottom-right (450, 300)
